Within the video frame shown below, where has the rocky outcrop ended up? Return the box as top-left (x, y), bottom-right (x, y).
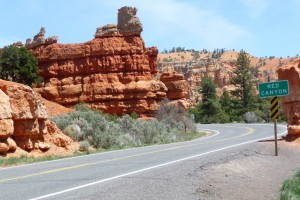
top-left (278, 58), bottom-right (300, 135)
top-left (0, 89), bottom-right (14, 153)
top-left (117, 6), bottom-right (143, 36)
top-left (94, 24), bottom-right (119, 38)
top-left (94, 7), bottom-right (142, 38)
top-left (0, 79), bottom-right (76, 155)
top-left (28, 7), bottom-right (191, 117)
top-left (161, 59), bottom-right (234, 103)
top-left (160, 71), bottom-right (191, 100)
top-left (26, 27), bottom-right (58, 49)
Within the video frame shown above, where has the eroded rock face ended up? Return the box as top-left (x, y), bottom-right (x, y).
top-left (0, 79), bottom-right (75, 155)
top-left (0, 89), bottom-right (13, 143)
top-left (27, 7), bottom-right (191, 117)
top-left (278, 58), bottom-right (300, 135)
top-left (160, 71), bottom-right (191, 100)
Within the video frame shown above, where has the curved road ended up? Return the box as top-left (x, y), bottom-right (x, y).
top-left (0, 124), bottom-right (287, 200)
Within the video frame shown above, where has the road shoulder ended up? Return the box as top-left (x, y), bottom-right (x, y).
top-left (194, 140), bottom-right (300, 200)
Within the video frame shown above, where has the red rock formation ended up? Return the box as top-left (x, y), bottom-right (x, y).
top-left (0, 79), bottom-right (77, 155)
top-left (160, 71), bottom-right (190, 100)
top-left (28, 7), bottom-right (180, 117)
top-left (278, 58), bottom-right (300, 135)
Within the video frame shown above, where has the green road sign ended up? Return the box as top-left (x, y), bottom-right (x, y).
top-left (258, 80), bottom-right (289, 98)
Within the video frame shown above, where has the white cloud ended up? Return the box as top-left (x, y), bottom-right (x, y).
top-left (238, 0), bottom-right (268, 18)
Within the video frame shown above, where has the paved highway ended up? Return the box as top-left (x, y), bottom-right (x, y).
top-left (0, 124), bottom-right (287, 200)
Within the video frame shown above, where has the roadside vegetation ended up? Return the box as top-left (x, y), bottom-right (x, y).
top-left (50, 102), bottom-right (199, 151)
top-left (280, 170), bottom-right (300, 200)
top-left (0, 101), bottom-right (203, 167)
top-left (189, 50), bottom-right (286, 124)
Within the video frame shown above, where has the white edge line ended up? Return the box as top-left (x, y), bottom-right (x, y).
top-left (0, 127), bottom-right (219, 171)
top-left (29, 128), bottom-right (287, 200)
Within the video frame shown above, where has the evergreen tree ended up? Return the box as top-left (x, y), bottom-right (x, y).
top-left (201, 76), bottom-right (217, 100)
top-left (195, 77), bottom-right (229, 123)
top-left (220, 89), bottom-right (231, 114)
top-left (230, 50), bottom-right (256, 111)
top-left (220, 89), bottom-right (244, 122)
top-left (0, 45), bottom-right (42, 87)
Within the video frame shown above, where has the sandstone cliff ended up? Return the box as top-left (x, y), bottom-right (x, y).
top-left (27, 7), bottom-right (189, 117)
top-left (278, 58), bottom-right (300, 135)
top-left (0, 79), bottom-right (78, 156)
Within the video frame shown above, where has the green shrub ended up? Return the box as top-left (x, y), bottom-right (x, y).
top-left (155, 98), bottom-right (196, 130)
top-left (63, 124), bottom-right (82, 141)
top-left (51, 114), bottom-right (73, 130)
top-left (50, 103), bottom-right (199, 150)
top-left (130, 112), bottom-right (139, 119)
top-left (74, 103), bottom-right (92, 112)
top-left (79, 140), bottom-right (90, 151)
top-left (244, 111), bottom-right (262, 123)
top-left (280, 170), bottom-right (300, 200)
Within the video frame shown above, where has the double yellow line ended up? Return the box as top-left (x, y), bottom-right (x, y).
top-left (0, 126), bottom-right (253, 183)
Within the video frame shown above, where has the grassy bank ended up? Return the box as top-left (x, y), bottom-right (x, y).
top-left (280, 170), bottom-right (300, 199)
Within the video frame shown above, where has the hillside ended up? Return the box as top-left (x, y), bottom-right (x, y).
top-left (158, 50), bottom-right (298, 101)
top-left (158, 50), bottom-right (296, 81)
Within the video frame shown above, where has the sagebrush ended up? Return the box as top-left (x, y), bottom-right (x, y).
top-left (51, 104), bottom-right (198, 150)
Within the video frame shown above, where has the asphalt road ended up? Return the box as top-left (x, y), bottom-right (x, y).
top-left (0, 124), bottom-right (287, 200)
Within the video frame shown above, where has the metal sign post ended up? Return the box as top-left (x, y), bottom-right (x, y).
top-left (270, 96), bottom-right (279, 156)
top-left (274, 119), bottom-right (278, 156)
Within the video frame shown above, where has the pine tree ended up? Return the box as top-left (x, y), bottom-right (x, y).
top-left (196, 77), bottom-right (229, 123)
top-left (220, 89), bottom-right (231, 113)
top-left (201, 76), bottom-right (217, 100)
top-left (230, 50), bottom-right (256, 111)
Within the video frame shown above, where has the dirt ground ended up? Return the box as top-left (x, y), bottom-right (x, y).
top-left (37, 94), bottom-right (72, 117)
top-left (194, 139), bottom-right (300, 200)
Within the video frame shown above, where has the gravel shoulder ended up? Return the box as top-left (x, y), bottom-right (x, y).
top-left (194, 140), bottom-right (300, 200)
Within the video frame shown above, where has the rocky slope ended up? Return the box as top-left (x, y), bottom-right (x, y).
top-left (28, 7), bottom-right (190, 117)
top-left (0, 79), bottom-right (78, 156)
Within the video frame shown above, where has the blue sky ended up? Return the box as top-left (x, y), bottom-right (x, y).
top-left (1, 0), bottom-right (299, 57)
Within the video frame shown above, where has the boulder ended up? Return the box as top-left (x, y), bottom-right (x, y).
top-left (0, 79), bottom-right (76, 155)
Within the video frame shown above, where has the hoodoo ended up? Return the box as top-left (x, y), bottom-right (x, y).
top-left (27, 7), bottom-right (190, 117)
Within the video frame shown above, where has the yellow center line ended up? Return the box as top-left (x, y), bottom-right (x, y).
top-left (0, 126), bottom-right (254, 183)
